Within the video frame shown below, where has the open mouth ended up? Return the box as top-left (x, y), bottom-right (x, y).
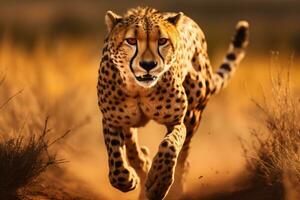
top-left (136, 74), bottom-right (157, 82)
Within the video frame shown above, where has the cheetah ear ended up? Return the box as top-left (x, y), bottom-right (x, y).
top-left (105, 11), bottom-right (122, 33)
top-left (167, 12), bottom-right (183, 26)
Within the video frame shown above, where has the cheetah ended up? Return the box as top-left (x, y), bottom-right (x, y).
top-left (97, 7), bottom-right (249, 200)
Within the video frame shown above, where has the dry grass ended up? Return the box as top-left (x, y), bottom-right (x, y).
top-left (0, 119), bottom-right (61, 199)
top-left (0, 73), bottom-right (67, 199)
top-left (0, 74), bottom-right (89, 199)
top-left (242, 63), bottom-right (300, 199)
top-left (0, 39), bottom-right (103, 199)
top-left (249, 72), bottom-right (300, 183)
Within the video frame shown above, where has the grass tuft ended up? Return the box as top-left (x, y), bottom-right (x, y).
top-left (244, 64), bottom-right (300, 199)
top-left (0, 118), bottom-right (65, 199)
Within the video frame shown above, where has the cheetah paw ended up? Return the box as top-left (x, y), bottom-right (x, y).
top-left (109, 166), bottom-right (140, 192)
top-left (145, 156), bottom-right (176, 199)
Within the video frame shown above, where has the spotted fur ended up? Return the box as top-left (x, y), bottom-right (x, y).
top-left (97, 7), bottom-right (249, 200)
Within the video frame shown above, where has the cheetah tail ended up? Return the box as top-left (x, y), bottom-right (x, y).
top-left (211, 20), bottom-right (249, 95)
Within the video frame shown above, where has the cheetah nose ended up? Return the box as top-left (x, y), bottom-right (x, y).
top-left (139, 61), bottom-right (157, 72)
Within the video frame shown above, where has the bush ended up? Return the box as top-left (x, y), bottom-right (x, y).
top-left (0, 118), bottom-right (61, 199)
top-left (245, 67), bottom-right (300, 199)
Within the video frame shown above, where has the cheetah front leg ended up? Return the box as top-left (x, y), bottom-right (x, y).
top-left (102, 120), bottom-right (139, 192)
top-left (124, 127), bottom-right (151, 200)
top-left (145, 123), bottom-right (186, 200)
top-left (166, 110), bottom-right (203, 199)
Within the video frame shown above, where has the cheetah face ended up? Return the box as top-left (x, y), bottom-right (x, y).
top-left (105, 11), bottom-right (182, 88)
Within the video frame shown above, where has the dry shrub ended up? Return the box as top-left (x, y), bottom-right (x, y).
top-left (0, 119), bottom-right (62, 199)
top-left (0, 85), bottom-right (98, 199)
top-left (246, 63), bottom-right (300, 198)
top-left (0, 76), bottom-right (67, 199)
top-left (0, 40), bottom-right (101, 199)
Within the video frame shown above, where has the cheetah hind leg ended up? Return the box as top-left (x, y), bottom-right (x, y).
top-left (124, 128), bottom-right (151, 200)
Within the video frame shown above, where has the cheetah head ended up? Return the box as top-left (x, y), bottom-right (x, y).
top-left (104, 8), bottom-right (183, 88)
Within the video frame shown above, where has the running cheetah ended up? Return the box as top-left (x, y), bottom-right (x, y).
top-left (97, 7), bottom-right (249, 200)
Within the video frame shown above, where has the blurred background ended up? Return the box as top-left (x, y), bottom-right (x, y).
top-left (1, 0), bottom-right (300, 53)
top-left (0, 0), bottom-right (299, 200)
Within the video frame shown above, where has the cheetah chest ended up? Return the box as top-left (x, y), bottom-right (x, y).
top-left (139, 85), bottom-right (188, 125)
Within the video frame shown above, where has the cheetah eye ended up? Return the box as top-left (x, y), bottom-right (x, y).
top-left (158, 38), bottom-right (168, 46)
top-left (125, 38), bottom-right (137, 45)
